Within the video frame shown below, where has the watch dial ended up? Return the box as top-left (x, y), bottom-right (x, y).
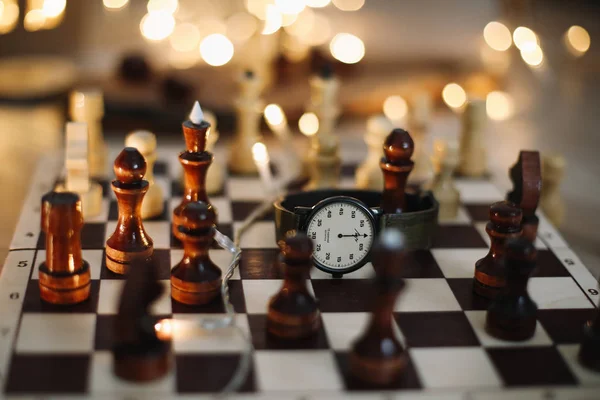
top-left (306, 201), bottom-right (375, 271)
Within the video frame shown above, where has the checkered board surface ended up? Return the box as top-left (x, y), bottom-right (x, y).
top-left (1, 145), bottom-right (599, 400)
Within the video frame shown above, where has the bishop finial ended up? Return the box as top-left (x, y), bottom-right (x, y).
top-left (189, 101), bottom-right (204, 125)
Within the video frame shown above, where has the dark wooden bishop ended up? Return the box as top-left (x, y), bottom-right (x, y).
top-left (171, 201), bottom-right (222, 305)
top-left (267, 233), bottom-right (320, 339)
top-left (105, 148), bottom-right (154, 274)
top-left (507, 151), bottom-right (542, 242)
top-left (349, 229), bottom-right (407, 385)
top-left (380, 128), bottom-right (414, 214)
top-left (485, 238), bottom-right (538, 341)
top-left (113, 257), bottom-right (171, 382)
top-left (172, 118), bottom-right (214, 241)
top-left (39, 191), bottom-right (91, 304)
top-left (579, 299), bottom-right (600, 372)
top-left (473, 201), bottom-right (522, 299)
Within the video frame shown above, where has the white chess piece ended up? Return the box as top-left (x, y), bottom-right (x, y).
top-left (355, 115), bottom-right (393, 190)
top-left (408, 92), bottom-right (434, 186)
top-left (432, 140), bottom-right (460, 221)
top-left (125, 130), bottom-right (164, 219)
top-left (458, 99), bottom-right (487, 177)
top-left (203, 109), bottom-right (225, 195)
top-left (540, 153), bottom-right (566, 227)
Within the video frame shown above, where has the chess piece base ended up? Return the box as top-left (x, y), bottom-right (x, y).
top-left (266, 309), bottom-right (320, 339)
top-left (170, 276), bottom-right (221, 305)
top-left (105, 247), bottom-right (153, 275)
top-left (348, 352), bottom-right (407, 386)
top-left (38, 261), bottom-right (91, 304)
top-left (485, 314), bottom-right (536, 341)
top-left (113, 341), bottom-right (171, 382)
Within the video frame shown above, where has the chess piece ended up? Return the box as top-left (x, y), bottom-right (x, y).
top-left (305, 134), bottom-right (342, 190)
top-left (69, 89), bottom-right (107, 177)
top-left (173, 102), bottom-right (214, 241)
top-left (113, 257), bottom-right (171, 382)
top-left (105, 148), bottom-right (154, 274)
top-left (458, 99), bottom-right (487, 177)
top-left (507, 151), bottom-right (541, 242)
top-left (203, 109), bottom-right (225, 195)
top-left (578, 300), bottom-right (600, 372)
top-left (432, 140), bottom-right (460, 220)
top-left (380, 128), bottom-right (415, 214)
top-left (349, 229), bottom-right (407, 385)
top-left (540, 153), bottom-right (566, 227)
top-left (38, 191), bottom-right (90, 305)
top-left (125, 130), bottom-right (164, 219)
top-left (485, 238), bottom-right (538, 341)
top-left (407, 92), bottom-right (434, 186)
top-left (171, 201), bottom-right (222, 305)
top-left (228, 70), bottom-right (263, 175)
top-left (473, 201), bottom-right (523, 299)
top-left (55, 122), bottom-right (103, 219)
top-left (355, 115), bottom-right (394, 190)
top-left (267, 233), bottom-right (319, 339)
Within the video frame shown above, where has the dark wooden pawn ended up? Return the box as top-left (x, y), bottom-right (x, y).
top-left (473, 201), bottom-right (522, 299)
top-left (578, 301), bottom-right (600, 372)
top-left (485, 238), bottom-right (538, 341)
top-left (349, 229), bottom-right (407, 386)
top-left (105, 148), bottom-right (154, 274)
top-left (172, 117), bottom-right (214, 241)
top-left (113, 257), bottom-right (171, 382)
top-left (39, 191), bottom-right (91, 305)
top-left (507, 151), bottom-right (542, 242)
top-left (267, 233), bottom-right (320, 339)
top-left (171, 201), bottom-right (222, 305)
top-left (380, 128), bottom-right (414, 214)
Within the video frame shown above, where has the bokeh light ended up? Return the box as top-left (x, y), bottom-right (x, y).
top-left (483, 21), bottom-right (512, 51)
top-left (383, 95), bottom-right (408, 122)
top-left (245, 0), bottom-right (270, 20)
top-left (0, 1), bottom-right (19, 34)
top-left (330, 33), bottom-right (365, 64)
top-left (227, 12), bottom-right (258, 44)
top-left (486, 91), bottom-right (514, 121)
top-left (42, 0), bottom-right (66, 18)
top-left (306, 0), bottom-right (330, 7)
top-left (513, 26), bottom-right (538, 52)
top-left (442, 83), bottom-right (467, 109)
top-left (147, 0), bottom-right (178, 14)
top-left (140, 11), bottom-right (175, 41)
top-left (103, 0), bottom-right (129, 10)
top-left (332, 0), bottom-right (364, 11)
top-left (262, 4), bottom-right (282, 35)
top-left (285, 7), bottom-right (314, 36)
top-left (169, 23), bottom-right (200, 52)
top-left (252, 142), bottom-right (270, 164)
top-left (24, 9), bottom-right (46, 32)
top-left (299, 112), bottom-right (319, 136)
top-left (200, 33), bottom-right (234, 66)
top-left (264, 104), bottom-right (286, 126)
top-left (520, 44), bottom-right (544, 67)
top-left (275, 0), bottom-right (305, 15)
top-left (564, 25), bottom-right (590, 56)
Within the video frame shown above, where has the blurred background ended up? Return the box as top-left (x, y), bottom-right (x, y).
top-left (0, 0), bottom-right (598, 276)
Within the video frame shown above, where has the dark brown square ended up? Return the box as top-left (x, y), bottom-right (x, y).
top-left (6, 354), bottom-right (90, 393)
top-left (171, 180), bottom-right (184, 197)
top-left (334, 351), bottom-right (421, 390)
top-left (247, 314), bottom-right (329, 350)
top-left (394, 312), bottom-right (480, 347)
top-left (465, 204), bottom-right (490, 222)
top-left (97, 179), bottom-right (111, 198)
top-left (37, 223), bottom-right (106, 250)
top-left (532, 250), bottom-right (571, 277)
top-left (154, 161), bottom-right (168, 175)
top-left (341, 164), bottom-right (358, 177)
top-left (176, 354), bottom-right (256, 393)
top-left (94, 314), bottom-right (171, 350)
top-left (401, 250), bottom-right (444, 278)
top-left (311, 280), bottom-right (374, 312)
top-left (22, 279), bottom-right (99, 313)
top-left (447, 278), bottom-right (493, 311)
top-left (231, 201), bottom-right (275, 221)
top-left (108, 200), bottom-right (119, 221)
top-left (432, 226), bottom-right (487, 248)
top-left (171, 280), bottom-right (246, 313)
top-left (487, 347), bottom-right (577, 386)
top-left (239, 249), bottom-right (281, 279)
top-left (538, 309), bottom-right (597, 344)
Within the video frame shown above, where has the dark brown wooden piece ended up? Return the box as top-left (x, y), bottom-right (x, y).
top-left (39, 191), bottom-right (91, 305)
top-left (267, 233), bottom-right (320, 339)
top-left (507, 151), bottom-right (542, 242)
top-left (485, 238), bottom-right (538, 341)
top-left (105, 148), bottom-right (154, 274)
top-left (579, 300), bottom-right (600, 372)
top-left (172, 119), bottom-right (214, 240)
top-left (171, 201), bottom-right (222, 305)
top-left (113, 257), bottom-right (171, 382)
top-left (380, 128), bottom-right (414, 214)
top-left (473, 201), bottom-right (523, 299)
top-left (349, 229), bottom-right (407, 385)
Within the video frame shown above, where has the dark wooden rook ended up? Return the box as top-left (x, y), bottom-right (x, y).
top-left (380, 128), bottom-right (414, 214)
top-left (39, 191), bottom-right (91, 305)
top-left (172, 118), bottom-right (214, 240)
top-left (473, 201), bottom-right (522, 299)
top-left (267, 233), bottom-right (320, 339)
top-left (113, 257), bottom-right (171, 382)
top-left (105, 147), bottom-right (154, 274)
top-left (349, 229), bottom-right (407, 385)
top-left (579, 300), bottom-right (600, 372)
top-left (171, 201), bottom-right (222, 305)
top-left (485, 238), bottom-right (538, 341)
top-left (507, 151), bottom-right (541, 242)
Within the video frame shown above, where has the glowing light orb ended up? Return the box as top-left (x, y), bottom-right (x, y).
top-left (200, 34), bottom-right (234, 67)
top-left (299, 112), bottom-right (319, 136)
top-left (306, 0), bottom-right (330, 7)
top-left (103, 0), bottom-right (129, 10)
top-left (24, 9), bottom-right (46, 32)
top-left (513, 26), bottom-right (538, 52)
top-left (564, 25), bottom-right (590, 56)
top-left (42, 0), bottom-right (66, 18)
top-left (332, 0), bottom-right (364, 11)
top-left (442, 83), bottom-right (467, 109)
top-left (147, 0), bottom-right (178, 14)
top-left (264, 104), bottom-right (285, 126)
top-left (486, 91), bottom-right (514, 121)
top-left (520, 44), bottom-right (544, 67)
top-left (383, 95), bottom-right (408, 122)
top-left (227, 12), bottom-right (258, 43)
top-left (252, 142), bottom-right (270, 164)
top-left (330, 33), bottom-right (365, 64)
top-left (275, 0), bottom-right (305, 15)
top-left (0, 1), bottom-right (19, 34)
top-left (140, 11), bottom-right (175, 41)
top-left (262, 4), bottom-right (282, 35)
top-left (483, 21), bottom-right (512, 51)
top-left (169, 23), bottom-right (200, 52)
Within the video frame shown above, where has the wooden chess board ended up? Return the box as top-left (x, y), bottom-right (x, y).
top-left (0, 144), bottom-right (599, 399)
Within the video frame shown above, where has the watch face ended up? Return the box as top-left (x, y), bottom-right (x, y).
top-left (305, 197), bottom-right (375, 273)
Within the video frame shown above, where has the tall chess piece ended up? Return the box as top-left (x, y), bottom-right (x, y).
top-left (267, 233), bottom-right (320, 339)
top-left (173, 102), bottom-right (214, 241)
top-left (579, 299), bottom-right (600, 372)
top-left (105, 148), bottom-right (154, 274)
top-left (473, 201), bottom-right (522, 299)
top-left (458, 99), bottom-right (487, 177)
top-left (432, 140), bottom-right (460, 220)
top-left (113, 257), bottom-right (171, 382)
top-left (125, 130), bottom-right (164, 219)
top-left (39, 191), bottom-right (91, 305)
top-left (171, 201), bottom-right (222, 305)
top-left (69, 89), bottom-right (107, 177)
top-left (380, 129), bottom-right (414, 214)
top-left (485, 238), bottom-right (538, 341)
top-left (349, 229), bottom-right (407, 385)
top-left (507, 151), bottom-right (541, 242)
top-left (355, 115), bottom-right (394, 190)
top-left (203, 109), bottom-right (225, 195)
top-left (407, 92), bottom-right (434, 186)
top-left (228, 70), bottom-right (263, 175)
top-left (540, 153), bottom-right (566, 228)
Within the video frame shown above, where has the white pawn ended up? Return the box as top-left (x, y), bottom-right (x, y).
top-left (432, 140), bottom-right (460, 221)
top-left (56, 122), bottom-right (103, 219)
top-left (408, 92), bottom-right (434, 186)
top-left (540, 153), bottom-right (566, 227)
top-left (125, 130), bottom-right (164, 219)
top-left (203, 109), bottom-right (225, 195)
top-left (458, 99), bottom-right (487, 177)
top-left (355, 115), bottom-right (393, 190)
